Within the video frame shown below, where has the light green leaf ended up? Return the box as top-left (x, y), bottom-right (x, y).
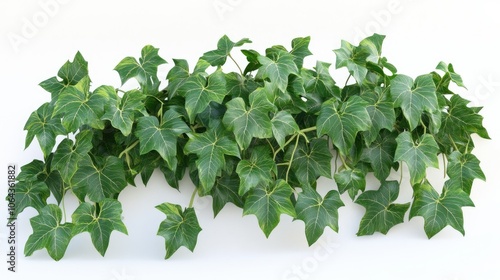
top-left (447, 151), bottom-right (486, 194)
top-left (334, 168), bottom-right (366, 200)
top-left (201, 35), bottom-right (251, 66)
top-left (390, 74), bottom-right (438, 131)
top-left (236, 146), bottom-right (276, 196)
top-left (184, 125), bottom-right (240, 194)
top-left (289, 138), bottom-right (332, 187)
top-left (295, 188), bottom-right (344, 245)
top-left (355, 181), bottom-right (410, 235)
top-left (256, 48), bottom-right (299, 92)
top-left (410, 180), bottom-right (474, 238)
top-left (271, 111), bottom-right (299, 149)
top-left (223, 89), bottom-right (276, 149)
top-left (243, 180), bottom-right (296, 237)
top-left (317, 96), bottom-right (371, 156)
top-left (102, 89), bottom-right (145, 136)
top-left (114, 45), bottom-right (167, 85)
top-left (72, 199), bottom-right (128, 256)
top-left (156, 203), bottom-right (202, 259)
top-left (135, 110), bottom-right (190, 170)
top-left (25, 204), bottom-right (74, 261)
top-left (395, 132), bottom-right (439, 185)
top-left (24, 103), bottom-right (66, 156)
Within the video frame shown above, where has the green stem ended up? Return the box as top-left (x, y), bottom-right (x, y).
top-left (448, 134), bottom-right (459, 151)
top-left (188, 188), bottom-right (197, 208)
top-left (61, 189), bottom-right (67, 223)
top-left (299, 126), bottom-right (317, 133)
top-left (442, 153), bottom-right (447, 178)
top-left (266, 138), bottom-right (276, 156)
top-left (334, 151), bottom-right (339, 173)
top-left (344, 74), bottom-right (352, 87)
top-left (274, 134), bottom-right (297, 160)
top-left (119, 140), bottom-right (139, 158)
top-left (399, 161), bottom-right (404, 185)
top-left (277, 162), bottom-right (290, 166)
top-left (229, 53), bottom-right (244, 76)
top-left (286, 135), bottom-right (301, 183)
top-left (339, 154), bottom-right (350, 170)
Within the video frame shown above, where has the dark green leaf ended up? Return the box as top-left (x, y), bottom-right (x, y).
top-left (361, 88), bottom-right (396, 144)
top-left (289, 138), bottom-right (332, 187)
top-left (334, 168), bottom-right (366, 200)
top-left (24, 103), bottom-right (66, 156)
top-left (211, 171), bottom-right (244, 217)
top-left (201, 35), bottom-right (251, 66)
top-left (361, 130), bottom-right (398, 181)
top-left (333, 40), bottom-right (369, 84)
top-left (114, 45), bottom-right (166, 85)
top-left (52, 130), bottom-right (93, 183)
top-left (256, 49), bottom-right (299, 92)
top-left (271, 110), bottom-right (299, 149)
top-left (236, 146), bottom-right (276, 195)
top-left (447, 151), bottom-right (486, 194)
top-left (103, 89), bottom-right (145, 136)
top-left (14, 180), bottom-right (50, 217)
top-left (290, 36), bottom-right (312, 69)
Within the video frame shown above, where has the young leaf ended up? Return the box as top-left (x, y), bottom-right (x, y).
top-left (114, 45), bottom-right (167, 85)
top-left (355, 181), bottom-right (410, 235)
top-left (333, 40), bottom-right (369, 84)
top-left (223, 89), bottom-right (276, 150)
top-left (156, 203), bottom-right (202, 259)
top-left (256, 48), bottom-right (299, 92)
top-left (295, 188), bottom-right (344, 245)
top-left (243, 180), bottom-right (296, 237)
top-left (394, 132), bottom-right (439, 185)
top-left (135, 110), bottom-right (190, 170)
top-left (72, 199), bottom-right (128, 256)
top-left (184, 125), bottom-right (240, 194)
top-left (290, 36), bottom-right (313, 69)
top-left (201, 35), bottom-right (251, 66)
top-left (410, 180), bottom-right (474, 238)
top-left (102, 89), bottom-right (145, 136)
top-left (446, 151), bottom-right (486, 194)
top-left (25, 204), bottom-right (74, 261)
top-left (317, 96), bottom-right (371, 156)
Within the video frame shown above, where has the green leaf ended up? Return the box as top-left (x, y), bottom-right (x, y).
top-left (72, 199), bottom-right (128, 256)
top-left (52, 130), bottom-right (93, 183)
top-left (361, 130), bottom-right (398, 182)
top-left (395, 132), bottom-right (439, 185)
top-left (410, 180), bottom-right (474, 238)
top-left (180, 69), bottom-right (227, 123)
top-left (358, 33), bottom-right (385, 63)
top-left (184, 125), bottom-right (240, 194)
top-left (317, 96), bottom-right (371, 156)
top-left (201, 35), bottom-right (251, 66)
top-left (333, 40), bottom-right (369, 84)
top-left (156, 203), bottom-right (202, 259)
top-left (243, 180), bottom-right (296, 237)
top-left (211, 172), bottom-right (244, 217)
top-left (361, 88), bottom-right (396, 144)
top-left (24, 103), bottom-right (66, 156)
top-left (334, 168), bottom-right (366, 200)
top-left (135, 110), bottom-right (190, 170)
top-left (256, 48), bottom-right (299, 92)
top-left (289, 138), bottom-right (332, 187)
top-left (355, 181), bottom-right (410, 235)
top-left (236, 146), bottom-right (276, 196)
top-left (102, 89), bottom-right (145, 136)
top-left (17, 160), bottom-right (45, 182)
top-left (72, 156), bottom-right (127, 202)
top-left (223, 89), bottom-right (276, 149)
top-left (447, 151), bottom-right (486, 194)
top-left (290, 36), bottom-right (312, 69)
top-left (302, 61), bottom-right (340, 100)
top-left (436, 61), bottom-right (466, 88)
top-left (295, 188), bottom-right (344, 245)
top-left (25, 204), bottom-right (74, 261)
top-left (114, 45), bottom-right (166, 85)
top-left (271, 111), bottom-right (299, 149)
top-left (390, 74), bottom-right (438, 131)
top-left (14, 180), bottom-right (50, 217)
top-left (53, 77), bottom-right (110, 132)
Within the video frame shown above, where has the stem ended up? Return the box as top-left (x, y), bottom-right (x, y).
top-left (399, 161), bottom-right (404, 185)
top-left (119, 140), bottom-right (139, 158)
top-left (442, 153), bottom-right (447, 178)
top-left (334, 151), bottom-right (339, 173)
top-left (286, 135), bottom-right (301, 183)
top-left (420, 119), bottom-right (427, 135)
top-left (299, 126), bottom-right (317, 133)
top-left (188, 188), bottom-right (197, 208)
top-left (61, 189), bottom-right (67, 223)
top-left (448, 135), bottom-right (459, 151)
top-left (277, 162), bottom-right (290, 166)
top-left (274, 134), bottom-right (297, 160)
top-left (339, 154), bottom-right (350, 170)
top-left (229, 54), bottom-right (244, 76)
top-left (266, 138), bottom-right (276, 156)
top-left (344, 74), bottom-right (352, 87)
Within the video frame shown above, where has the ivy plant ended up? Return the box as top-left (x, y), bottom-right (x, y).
top-left (14, 34), bottom-right (489, 260)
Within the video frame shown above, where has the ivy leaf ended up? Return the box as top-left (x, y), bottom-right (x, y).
top-left (271, 111), bottom-right (299, 149)
top-left (25, 204), bottom-right (74, 261)
top-left (355, 181), bottom-right (410, 235)
top-left (333, 40), bottom-right (369, 84)
top-left (156, 203), bottom-right (202, 259)
top-left (53, 77), bottom-right (110, 132)
top-left (334, 168), bottom-right (366, 200)
top-left (361, 130), bottom-right (398, 182)
top-left (436, 61), bottom-right (466, 88)
top-left (302, 61), bottom-right (340, 100)
top-left (16, 159), bottom-right (45, 182)
top-left (24, 103), bottom-right (66, 157)
top-left (114, 45), bottom-right (166, 85)
top-left (361, 88), bottom-right (396, 145)
top-left (447, 151), bottom-right (486, 194)
top-left (72, 199), bottom-right (128, 256)
top-left (295, 188), bottom-right (344, 245)
top-left (243, 180), bottom-right (296, 237)
top-left (14, 180), bottom-right (50, 218)
top-left (211, 172), bottom-right (244, 217)
top-left (236, 146), bottom-right (276, 196)
top-left (289, 138), bottom-right (332, 187)
top-left (180, 69), bottom-right (227, 123)
top-left (135, 110), bottom-right (190, 170)
top-left (317, 96), bottom-right (371, 156)
top-left (184, 125), bottom-right (240, 194)
top-left (410, 180), bottom-right (474, 238)
top-left (223, 89), bottom-right (276, 149)
top-left (256, 49), bottom-right (299, 92)
top-left (201, 35), bottom-right (251, 66)
top-left (358, 33), bottom-right (385, 63)
top-left (72, 156), bottom-right (127, 202)
top-left (103, 89), bottom-right (145, 136)
top-left (290, 36), bottom-right (312, 69)
top-left (390, 74), bottom-right (438, 131)
top-left (52, 130), bottom-right (93, 183)
top-left (395, 132), bottom-right (439, 185)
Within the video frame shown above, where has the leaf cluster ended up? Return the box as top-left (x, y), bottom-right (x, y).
top-left (15, 34), bottom-right (488, 260)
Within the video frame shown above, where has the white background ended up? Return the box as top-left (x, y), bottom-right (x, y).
top-left (1, 1), bottom-right (500, 279)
